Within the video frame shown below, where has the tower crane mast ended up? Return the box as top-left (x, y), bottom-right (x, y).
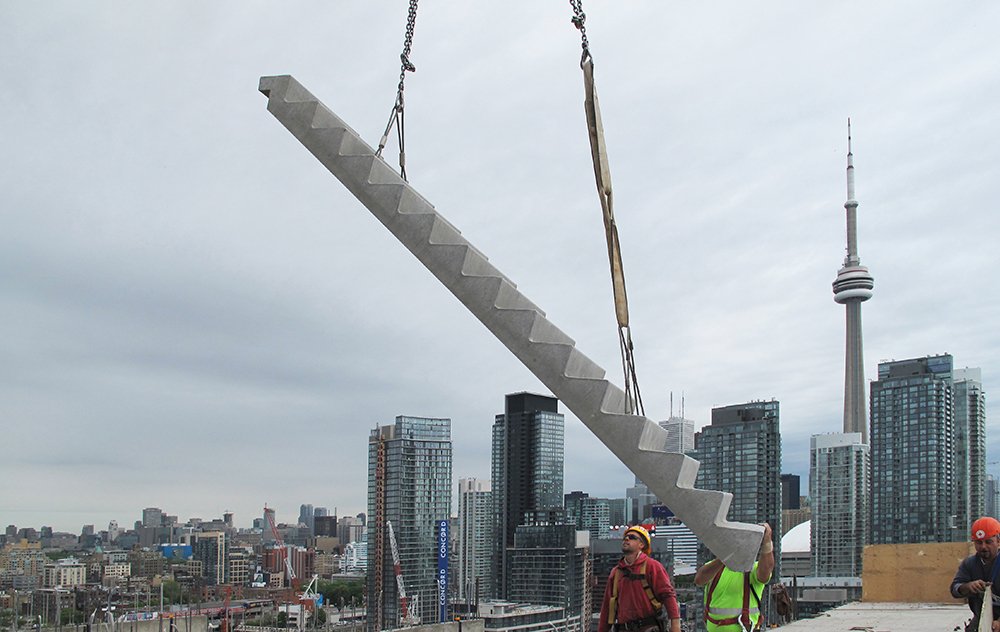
top-left (386, 521), bottom-right (418, 626)
top-left (265, 505), bottom-right (298, 588)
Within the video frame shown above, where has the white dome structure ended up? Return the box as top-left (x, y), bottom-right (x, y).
top-left (782, 520), bottom-right (811, 553)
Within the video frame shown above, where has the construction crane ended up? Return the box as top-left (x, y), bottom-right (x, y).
top-left (386, 521), bottom-right (419, 627)
top-left (264, 505), bottom-right (297, 589)
top-left (297, 575), bottom-right (323, 631)
top-left (220, 586), bottom-right (232, 632)
top-left (299, 575), bottom-right (322, 606)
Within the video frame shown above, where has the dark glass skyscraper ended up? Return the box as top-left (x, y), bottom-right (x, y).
top-left (780, 474), bottom-right (801, 510)
top-left (693, 401), bottom-right (782, 568)
top-left (491, 392), bottom-right (564, 598)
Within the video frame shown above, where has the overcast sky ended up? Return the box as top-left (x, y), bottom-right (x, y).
top-left (3, 2), bottom-right (999, 534)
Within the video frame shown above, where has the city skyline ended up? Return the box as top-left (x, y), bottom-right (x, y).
top-left (3, 3), bottom-right (999, 534)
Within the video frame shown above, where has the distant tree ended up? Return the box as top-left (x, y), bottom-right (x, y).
top-left (60, 609), bottom-right (86, 625)
top-left (673, 573), bottom-right (696, 587)
top-left (316, 579), bottom-right (364, 611)
top-left (246, 613), bottom-right (277, 627)
top-left (161, 580), bottom-right (183, 604)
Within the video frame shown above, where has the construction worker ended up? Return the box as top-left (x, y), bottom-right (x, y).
top-left (951, 516), bottom-right (1000, 632)
top-left (598, 525), bottom-right (681, 632)
top-left (695, 522), bottom-right (774, 632)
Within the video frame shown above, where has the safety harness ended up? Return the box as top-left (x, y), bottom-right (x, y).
top-left (704, 569), bottom-right (761, 631)
top-left (606, 561), bottom-right (663, 628)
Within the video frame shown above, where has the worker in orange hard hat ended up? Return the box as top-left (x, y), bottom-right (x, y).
top-left (951, 517), bottom-right (1000, 632)
top-left (598, 525), bottom-right (681, 632)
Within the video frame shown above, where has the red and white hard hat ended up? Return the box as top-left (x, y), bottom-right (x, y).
top-left (971, 517), bottom-right (1000, 541)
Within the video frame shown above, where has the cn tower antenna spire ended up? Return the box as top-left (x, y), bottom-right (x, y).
top-left (832, 119), bottom-right (874, 443)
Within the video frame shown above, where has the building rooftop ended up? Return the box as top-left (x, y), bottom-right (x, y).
top-left (780, 602), bottom-right (968, 631)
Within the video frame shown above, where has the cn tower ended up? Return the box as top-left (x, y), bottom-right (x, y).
top-left (833, 120), bottom-right (874, 443)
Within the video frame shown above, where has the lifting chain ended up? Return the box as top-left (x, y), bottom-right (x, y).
top-left (568, 0), bottom-right (645, 417)
top-left (376, 0), bottom-right (420, 182)
top-left (569, 0), bottom-right (591, 65)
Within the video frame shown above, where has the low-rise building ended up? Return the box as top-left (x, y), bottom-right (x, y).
top-left (315, 552), bottom-right (339, 578)
top-left (1, 540), bottom-right (46, 589)
top-left (43, 558), bottom-right (86, 588)
top-left (30, 588), bottom-right (74, 625)
top-left (102, 562), bottom-right (132, 584)
top-left (479, 601), bottom-right (576, 632)
top-left (228, 548), bottom-right (251, 586)
top-left (129, 548), bottom-right (166, 579)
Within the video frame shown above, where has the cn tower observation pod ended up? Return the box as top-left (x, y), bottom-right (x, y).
top-left (258, 75), bottom-right (764, 571)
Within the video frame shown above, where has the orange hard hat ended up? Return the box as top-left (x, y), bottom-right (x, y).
top-left (971, 517), bottom-right (1000, 541)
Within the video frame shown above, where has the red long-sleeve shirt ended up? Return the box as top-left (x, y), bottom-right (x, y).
top-left (598, 552), bottom-right (681, 632)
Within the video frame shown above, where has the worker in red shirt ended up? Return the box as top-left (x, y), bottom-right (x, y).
top-left (598, 525), bottom-right (682, 632)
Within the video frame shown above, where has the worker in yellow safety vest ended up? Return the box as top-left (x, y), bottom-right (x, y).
top-left (694, 523), bottom-right (774, 632)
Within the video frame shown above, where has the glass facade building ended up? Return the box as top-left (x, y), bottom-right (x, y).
top-left (810, 433), bottom-right (868, 577)
top-left (986, 475), bottom-right (1000, 520)
top-left (367, 416), bottom-right (452, 630)
top-left (659, 416), bottom-right (695, 454)
top-left (491, 392), bottom-right (564, 598)
top-left (457, 478), bottom-right (493, 603)
top-left (624, 477), bottom-right (658, 525)
top-left (870, 355), bottom-right (958, 544)
top-left (506, 524), bottom-right (590, 632)
top-left (955, 368), bottom-right (987, 527)
top-left (693, 400), bottom-right (782, 568)
top-left (192, 531), bottom-right (227, 585)
top-left (564, 491), bottom-right (611, 540)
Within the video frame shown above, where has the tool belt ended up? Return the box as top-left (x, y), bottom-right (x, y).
top-left (614, 615), bottom-right (660, 631)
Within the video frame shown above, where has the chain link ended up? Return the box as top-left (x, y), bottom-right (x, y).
top-left (569, 0), bottom-right (591, 64)
top-left (376, 0), bottom-right (420, 181)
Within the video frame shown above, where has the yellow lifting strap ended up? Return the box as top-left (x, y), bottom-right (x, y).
top-left (579, 55), bottom-right (644, 417)
top-left (582, 57), bottom-right (629, 330)
top-left (571, 0), bottom-right (643, 415)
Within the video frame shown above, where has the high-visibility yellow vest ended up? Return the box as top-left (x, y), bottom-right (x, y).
top-left (703, 562), bottom-right (767, 632)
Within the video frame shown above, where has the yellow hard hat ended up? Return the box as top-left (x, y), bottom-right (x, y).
top-left (624, 525), bottom-right (651, 553)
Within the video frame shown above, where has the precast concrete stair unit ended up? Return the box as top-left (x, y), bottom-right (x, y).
top-left (259, 74), bottom-right (763, 571)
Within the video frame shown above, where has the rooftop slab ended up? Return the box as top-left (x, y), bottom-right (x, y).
top-left (780, 602), bottom-right (968, 632)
